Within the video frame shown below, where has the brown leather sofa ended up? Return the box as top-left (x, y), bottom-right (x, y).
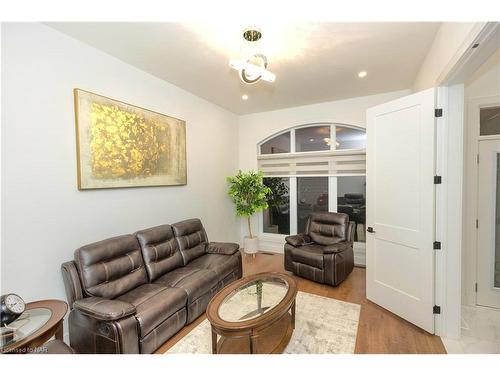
top-left (61, 218), bottom-right (242, 354)
top-left (284, 212), bottom-right (355, 286)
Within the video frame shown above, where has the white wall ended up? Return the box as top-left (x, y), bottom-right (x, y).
top-left (237, 89), bottom-right (410, 247)
top-left (462, 48), bottom-right (500, 306)
top-left (413, 23), bottom-right (484, 91)
top-left (0, 23), bottom-right (240, 303)
top-left (465, 48), bottom-right (500, 98)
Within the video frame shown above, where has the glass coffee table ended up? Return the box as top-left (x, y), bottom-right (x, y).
top-left (206, 272), bottom-right (297, 354)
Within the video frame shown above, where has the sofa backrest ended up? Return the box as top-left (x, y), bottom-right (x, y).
top-left (172, 218), bottom-right (208, 265)
top-left (74, 234), bottom-right (148, 299)
top-left (135, 224), bottom-right (184, 282)
top-left (306, 212), bottom-right (349, 246)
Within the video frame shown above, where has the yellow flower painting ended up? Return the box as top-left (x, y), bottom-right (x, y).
top-left (74, 89), bottom-right (186, 189)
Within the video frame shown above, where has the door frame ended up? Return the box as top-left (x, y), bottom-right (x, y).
top-left (433, 84), bottom-right (465, 339)
top-left (434, 22), bottom-right (498, 339)
top-left (463, 96), bottom-right (500, 309)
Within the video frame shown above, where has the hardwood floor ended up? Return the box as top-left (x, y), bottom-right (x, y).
top-left (156, 252), bottom-right (446, 354)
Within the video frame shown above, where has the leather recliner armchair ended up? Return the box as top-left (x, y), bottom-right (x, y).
top-left (284, 212), bottom-right (355, 286)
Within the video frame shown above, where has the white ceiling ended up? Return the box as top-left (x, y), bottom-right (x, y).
top-left (47, 22), bottom-right (440, 114)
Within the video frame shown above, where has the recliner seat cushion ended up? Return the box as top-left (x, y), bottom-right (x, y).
top-left (74, 235), bottom-right (148, 299)
top-left (135, 225), bottom-right (184, 282)
top-left (172, 219), bottom-right (208, 264)
top-left (290, 245), bottom-right (324, 269)
top-left (116, 283), bottom-right (187, 338)
top-left (188, 253), bottom-right (240, 280)
top-left (153, 267), bottom-right (218, 304)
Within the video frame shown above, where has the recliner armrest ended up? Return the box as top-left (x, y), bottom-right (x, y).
top-left (323, 242), bottom-right (350, 254)
top-left (73, 297), bottom-right (136, 321)
top-left (285, 233), bottom-right (312, 247)
top-left (206, 242), bottom-right (240, 255)
top-left (346, 221), bottom-right (356, 243)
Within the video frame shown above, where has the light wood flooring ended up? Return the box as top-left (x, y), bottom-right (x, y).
top-left (156, 252), bottom-right (446, 354)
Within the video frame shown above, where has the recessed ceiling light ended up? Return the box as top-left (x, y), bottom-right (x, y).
top-left (241, 94), bottom-right (249, 100)
top-left (358, 71), bottom-right (367, 78)
top-left (309, 138), bottom-right (315, 142)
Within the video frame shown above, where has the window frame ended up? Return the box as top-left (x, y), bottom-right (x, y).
top-left (257, 123), bottom-right (366, 240)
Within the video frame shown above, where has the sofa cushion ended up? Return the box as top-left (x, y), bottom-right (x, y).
top-left (290, 244), bottom-right (324, 269)
top-left (172, 219), bottom-right (208, 264)
top-left (153, 267), bottom-right (218, 304)
top-left (135, 225), bottom-right (184, 282)
top-left (116, 283), bottom-right (187, 338)
top-left (74, 235), bottom-right (148, 299)
top-left (188, 253), bottom-right (240, 280)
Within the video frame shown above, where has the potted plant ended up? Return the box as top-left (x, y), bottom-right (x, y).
top-left (227, 170), bottom-right (271, 255)
top-left (263, 177), bottom-right (289, 233)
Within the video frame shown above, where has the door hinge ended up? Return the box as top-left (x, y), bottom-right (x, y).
top-left (476, 219), bottom-right (479, 228)
top-left (433, 241), bottom-right (441, 250)
top-left (435, 108), bottom-right (443, 118)
top-left (434, 176), bottom-right (442, 184)
top-left (477, 154), bottom-right (480, 164)
top-left (433, 305), bottom-right (441, 314)
top-left (475, 283), bottom-right (478, 292)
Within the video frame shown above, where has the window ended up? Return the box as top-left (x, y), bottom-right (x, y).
top-left (258, 123), bottom-right (366, 241)
top-left (480, 106), bottom-right (500, 136)
top-left (262, 177), bottom-right (290, 235)
top-left (336, 126), bottom-right (366, 149)
top-left (260, 131), bottom-right (291, 154)
top-left (295, 125), bottom-right (331, 152)
top-left (337, 176), bottom-right (366, 242)
top-left (297, 177), bottom-right (329, 233)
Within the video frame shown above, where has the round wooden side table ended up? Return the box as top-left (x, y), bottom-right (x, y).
top-left (0, 299), bottom-right (68, 354)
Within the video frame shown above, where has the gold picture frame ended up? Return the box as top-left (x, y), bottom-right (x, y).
top-left (74, 89), bottom-right (187, 190)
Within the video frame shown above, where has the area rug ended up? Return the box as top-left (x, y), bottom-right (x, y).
top-left (166, 292), bottom-right (361, 354)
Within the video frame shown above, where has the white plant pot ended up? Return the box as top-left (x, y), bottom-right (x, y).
top-left (243, 236), bottom-right (259, 254)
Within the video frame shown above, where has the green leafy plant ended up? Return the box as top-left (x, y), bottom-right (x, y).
top-left (226, 170), bottom-right (271, 239)
top-left (263, 177), bottom-right (289, 226)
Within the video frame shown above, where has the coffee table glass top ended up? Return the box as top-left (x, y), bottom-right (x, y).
top-left (218, 275), bottom-right (289, 322)
top-left (0, 308), bottom-right (52, 349)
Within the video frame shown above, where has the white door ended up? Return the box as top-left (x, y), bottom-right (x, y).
top-left (477, 139), bottom-right (500, 309)
top-left (366, 88), bottom-right (436, 333)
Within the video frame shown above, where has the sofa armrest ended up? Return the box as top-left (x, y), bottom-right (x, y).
top-left (61, 261), bottom-right (84, 309)
top-left (73, 297), bottom-right (136, 321)
top-left (285, 233), bottom-right (312, 247)
top-left (206, 242), bottom-right (240, 255)
top-left (323, 242), bottom-right (350, 254)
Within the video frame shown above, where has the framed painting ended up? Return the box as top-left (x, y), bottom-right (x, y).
top-left (74, 89), bottom-right (187, 189)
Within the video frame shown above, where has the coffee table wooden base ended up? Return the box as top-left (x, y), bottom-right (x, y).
top-left (212, 312), bottom-right (294, 354)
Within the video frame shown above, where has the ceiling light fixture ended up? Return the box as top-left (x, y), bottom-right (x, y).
top-left (241, 94), bottom-right (249, 100)
top-left (358, 71), bottom-right (367, 78)
top-left (229, 27), bottom-right (276, 85)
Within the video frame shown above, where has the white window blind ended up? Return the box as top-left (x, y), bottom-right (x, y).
top-left (258, 149), bottom-right (366, 176)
